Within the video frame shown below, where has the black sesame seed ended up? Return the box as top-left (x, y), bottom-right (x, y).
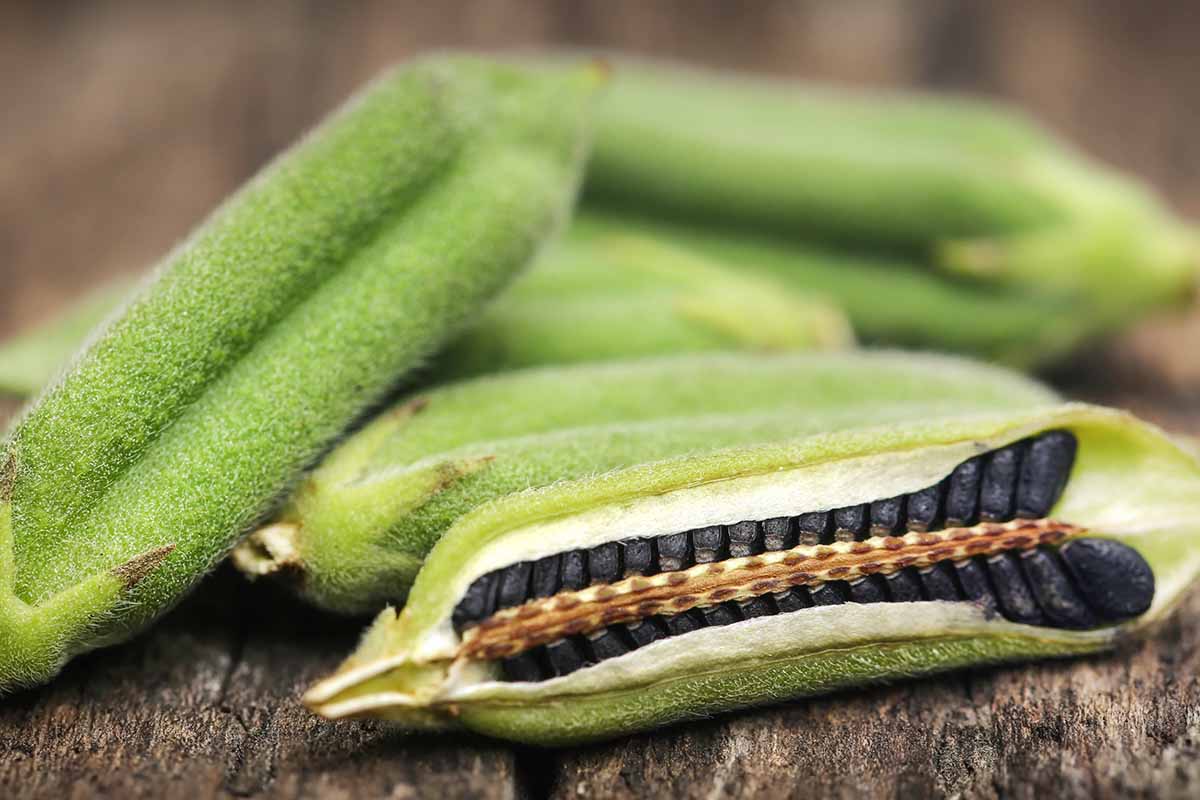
top-left (848, 575), bottom-right (887, 604)
top-left (918, 563), bottom-right (960, 601)
top-left (1016, 430), bottom-right (1077, 519)
top-left (501, 651), bottom-right (547, 682)
top-left (496, 561), bottom-right (533, 610)
top-left (691, 526), bottom-right (726, 563)
top-left (453, 571), bottom-right (499, 630)
top-left (833, 504), bottom-right (868, 542)
top-left (762, 517), bottom-right (797, 551)
top-left (699, 602), bottom-right (742, 627)
top-left (1058, 538), bottom-right (1154, 622)
top-left (905, 482), bottom-right (943, 532)
top-left (737, 595), bottom-right (776, 619)
top-left (980, 443), bottom-right (1024, 522)
top-left (869, 496), bottom-right (905, 536)
top-left (586, 627), bottom-right (633, 661)
top-left (620, 538), bottom-right (655, 577)
top-left (1019, 548), bottom-right (1096, 629)
top-left (883, 568), bottom-right (923, 602)
top-left (945, 456), bottom-right (983, 526)
top-left (809, 582), bottom-right (848, 606)
top-left (560, 550), bottom-right (588, 591)
top-left (656, 532), bottom-right (692, 572)
top-left (952, 558), bottom-right (997, 614)
top-left (586, 542), bottom-right (621, 584)
top-left (529, 553), bottom-right (562, 599)
top-left (773, 588), bottom-right (812, 613)
top-left (727, 521), bottom-right (763, 557)
top-left (985, 552), bottom-right (1045, 625)
top-left (796, 512), bottom-right (831, 545)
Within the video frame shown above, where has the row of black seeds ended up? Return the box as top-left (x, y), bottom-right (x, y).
top-left (451, 430), bottom-right (1079, 632)
top-left (499, 537), bottom-right (1155, 682)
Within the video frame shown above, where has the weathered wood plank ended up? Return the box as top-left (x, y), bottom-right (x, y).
top-left (0, 568), bottom-right (524, 800)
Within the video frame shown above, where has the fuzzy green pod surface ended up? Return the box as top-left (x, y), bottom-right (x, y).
top-left (233, 352), bottom-right (1056, 614)
top-left (0, 55), bottom-right (599, 692)
top-left (0, 222), bottom-right (850, 400)
top-left (583, 59), bottom-right (1198, 363)
top-left (303, 355), bottom-right (1200, 745)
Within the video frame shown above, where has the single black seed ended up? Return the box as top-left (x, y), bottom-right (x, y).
top-left (545, 637), bottom-right (591, 677)
top-left (727, 521), bottom-right (763, 557)
top-left (737, 595), bottom-right (776, 619)
top-left (762, 517), bottom-right (797, 551)
top-left (1019, 548), bottom-right (1097, 629)
top-left (796, 512), bottom-right (831, 546)
top-left (699, 603), bottom-right (742, 627)
top-left (980, 443), bottom-right (1024, 521)
top-left (1016, 431), bottom-right (1078, 519)
top-left (869, 496), bottom-right (905, 536)
top-left (945, 456), bottom-right (983, 526)
top-left (560, 550), bottom-right (588, 591)
top-left (773, 588), bottom-right (812, 613)
top-left (985, 552), bottom-right (1045, 625)
top-left (496, 561), bottom-right (533, 610)
top-left (620, 538), bottom-right (655, 577)
top-left (452, 572), bottom-right (498, 630)
top-left (833, 505), bottom-right (868, 542)
top-left (501, 651), bottom-right (546, 682)
top-left (530, 554), bottom-right (562, 599)
top-left (918, 563), bottom-right (960, 601)
top-left (662, 609), bottom-right (704, 636)
top-left (906, 483), bottom-right (943, 532)
top-left (848, 575), bottom-right (887, 603)
top-left (809, 583), bottom-right (847, 606)
top-left (657, 532), bottom-right (692, 572)
top-left (953, 558), bottom-right (997, 614)
top-left (587, 542), bottom-right (621, 584)
top-left (884, 568), bottom-right (923, 602)
top-left (586, 627), bottom-right (633, 661)
top-left (691, 526), bottom-right (726, 563)
top-left (1058, 538), bottom-right (1155, 621)
top-left (624, 618), bottom-right (669, 648)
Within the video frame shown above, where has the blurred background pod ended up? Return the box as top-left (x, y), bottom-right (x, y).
top-left (0, 221), bottom-right (852, 399)
top-left (580, 59), bottom-right (1200, 366)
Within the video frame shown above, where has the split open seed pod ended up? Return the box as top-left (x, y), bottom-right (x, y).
top-left (304, 354), bottom-right (1200, 744)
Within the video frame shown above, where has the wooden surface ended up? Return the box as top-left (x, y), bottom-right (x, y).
top-left (3, 2), bottom-right (1200, 798)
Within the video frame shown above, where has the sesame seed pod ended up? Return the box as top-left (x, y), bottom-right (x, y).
top-left (305, 400), bottom-right (1200, 745)
top-left (232, 351), bottom-right (1057, 614)
top-left (0, 220), bottom-right (851, 400)
top-left (582, 60), bottom-right (1198, 361)
top-left (0, 55), bottom-right (599, 692)
top-left (582, 212), bottom-right (1094, 368)
top-left (585, 59), bottom-right (1069, 247)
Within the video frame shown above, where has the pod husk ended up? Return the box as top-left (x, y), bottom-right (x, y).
top-left (304, 364), bottom-right (1200, 744)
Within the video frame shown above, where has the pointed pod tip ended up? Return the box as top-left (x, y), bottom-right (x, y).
top-left (111, 543), bottom-right (176, 591)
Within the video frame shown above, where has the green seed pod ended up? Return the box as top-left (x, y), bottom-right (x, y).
top-left (581, 212), bottom-right (1093, 368)
top-left (584, 59), bottom-right (1198, 352)
top-left (305, 370), bottom-right (1200, 744)
top-left (0, 55), bottom-right (598, 692)
top-left (586, 59), bottom-right (1069, 247)
top-left (0, 222), bottom-right (850, 400)
top-left (234, 352), bottom-right (1051, 615)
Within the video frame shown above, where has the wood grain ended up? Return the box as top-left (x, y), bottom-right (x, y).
top-left (2, 1), bottom-right (1199, 798)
